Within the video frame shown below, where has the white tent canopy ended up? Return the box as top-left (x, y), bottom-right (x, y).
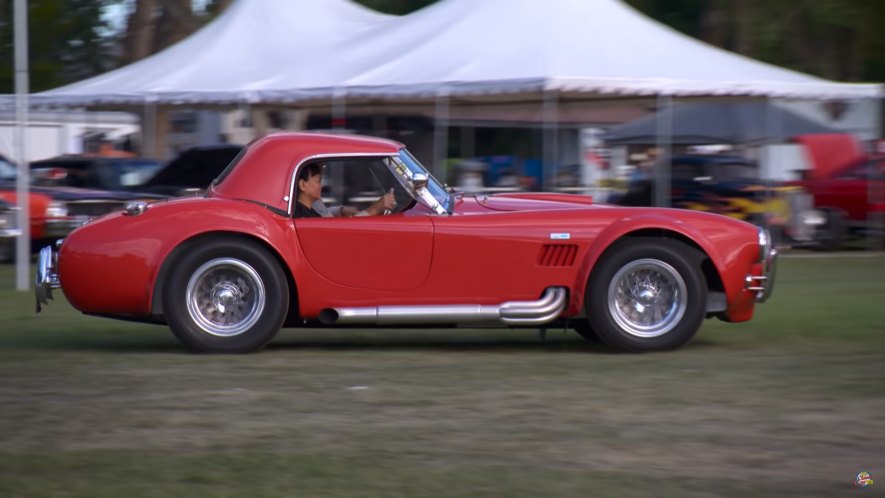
top-left (29, 0), bottom-right (395, 106)
top-left (332, 0), bottom-right (882, 101)
top-left (27, 0), bottom-right (882, 107)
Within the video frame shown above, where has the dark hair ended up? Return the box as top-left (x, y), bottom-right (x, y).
top-left (298, 162), bottom-right (324, 184)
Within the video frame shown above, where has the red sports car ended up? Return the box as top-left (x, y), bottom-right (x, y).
top-left (36, 132), bottom-right (776, 353)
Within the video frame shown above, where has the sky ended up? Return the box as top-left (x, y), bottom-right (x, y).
top-left (102, 0), bottom-right (211, 34)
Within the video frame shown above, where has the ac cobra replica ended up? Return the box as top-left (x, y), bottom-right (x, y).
top-left (36, 132), bottom-right (776, 353)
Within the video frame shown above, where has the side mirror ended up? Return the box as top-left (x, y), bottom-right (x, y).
top-left (412, 173), bottom-right (429, 190)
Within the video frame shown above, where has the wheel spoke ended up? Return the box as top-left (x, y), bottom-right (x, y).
top-left (608, 258), bottom-right (688, 338)
top-left (185, 258), bottom-right (266, 337)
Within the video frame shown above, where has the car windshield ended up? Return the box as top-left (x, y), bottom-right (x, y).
top-left (390, 149), bottom-right (452, 215)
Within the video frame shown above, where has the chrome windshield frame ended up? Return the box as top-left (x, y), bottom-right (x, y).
top-left (393, 149), bottom-right (452, 215)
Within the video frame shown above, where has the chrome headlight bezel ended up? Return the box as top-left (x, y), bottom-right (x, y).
top-left (45, 201), bottom-right (69, 218)
top-left (757, 227), bottom-right (771, 262)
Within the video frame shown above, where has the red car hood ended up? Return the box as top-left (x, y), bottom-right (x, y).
top-left (453, 192), bottom-right (600, 215)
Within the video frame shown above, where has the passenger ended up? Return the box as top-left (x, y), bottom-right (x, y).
top-left (293, 162), bottom-right (396, 218)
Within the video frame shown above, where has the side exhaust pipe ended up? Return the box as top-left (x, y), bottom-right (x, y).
top-left (319, 287), bottom-right (568, 326)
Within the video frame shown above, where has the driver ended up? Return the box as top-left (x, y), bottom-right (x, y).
top-left (294, 162), bottom-right (396, 218)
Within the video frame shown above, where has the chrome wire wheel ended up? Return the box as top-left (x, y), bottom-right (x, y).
top-left (607, 258), bottom-right (687, 338)
top-left (185, 257), bottom-right (266, 337)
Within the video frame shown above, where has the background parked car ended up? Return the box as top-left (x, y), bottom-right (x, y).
top-left (0, 197), bottom-right (20, 262)
top-left (134, 144), bottom-right (243, 196)
top-left (787, 154), bottom-right (885, 248)
top-left (610, 154), bottom-right (822, 245)
top-left (29, 155), bottom-right (162, 191)
top-left (0, 154), bottom-right (165, 262)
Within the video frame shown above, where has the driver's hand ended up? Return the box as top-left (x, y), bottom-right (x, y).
top-left (380, 188), bottom-right (396, 210)
top-left (365, 188), bottom-right (396, 216)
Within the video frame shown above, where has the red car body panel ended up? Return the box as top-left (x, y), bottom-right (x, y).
top-left (56, 132), bottom-right (766, 328)
top-left (787, 155), bottom-right (885, 226)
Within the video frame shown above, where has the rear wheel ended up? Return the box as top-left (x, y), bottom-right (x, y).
top-left (162, 237), bottom-right (288, 353)
top-left (587, 238), bottom-right (706, 352)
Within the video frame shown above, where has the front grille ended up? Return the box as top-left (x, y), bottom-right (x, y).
top-left (538, 244), bottom-right (578, 267)
top-left (786, 189), bottom-right (816, 242)
top-left (65, 200), bottom-right (128, 217)
top-left (0, 207), bottom-right (19, 235)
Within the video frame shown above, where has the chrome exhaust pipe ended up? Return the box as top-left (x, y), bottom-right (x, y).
top-left (319, 287), bottom-right (568, 326)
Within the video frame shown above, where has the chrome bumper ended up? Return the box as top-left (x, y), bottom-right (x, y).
top-left (746, 247), bottom-right (778, 303)
top-left (0, 207), bottom-right (21, 238)
top-left (35, 244), bottom-right (61, 312)
top-left (44, 216), bottom-right (90, 238)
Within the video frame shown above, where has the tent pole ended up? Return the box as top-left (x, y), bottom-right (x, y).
top-left (291, 109), bottom-right (310, 131)
top-left (543, 90), bottom-right (559, 192)
top-left (868, 96), bottom-right (883, 251)
top-left (332, 88), bottom-right (347, 130)
top-left (654, 94), bottom-right (672, 207)
top-left (250, 107), bottom-right (270, 138)
top-left (433, 91), bottom-right (450, 180)
top-left (142, 102), bottom-right (155, 158)
top-left (460, 125), bottom-right (475, 159)
top-left (13, 0), bottom-right (29, 291)
top-left (764, 96), bottom-right (784, 242)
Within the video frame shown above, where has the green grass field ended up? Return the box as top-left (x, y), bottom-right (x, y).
top-left (1, 254), bottom-right (883, 497)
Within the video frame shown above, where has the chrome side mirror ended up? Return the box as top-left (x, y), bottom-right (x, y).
top-left (412, 173), bottom-right (429, 190)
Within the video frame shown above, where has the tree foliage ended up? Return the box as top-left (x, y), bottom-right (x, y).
top-left (0, 0), bottom-right (882, 94)
top-left (355, 0), bottom-right (435, 15)
top-left (624, 0), bottom-right (885, 82)
top-left (1, 0), bottom-right (113, 92)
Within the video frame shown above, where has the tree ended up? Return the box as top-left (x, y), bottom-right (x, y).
top-left (355, 0), bottom-right (435, 15)
top-left (625, 0), bottom-right (884, 82)
top-left (0, 0), bottom-right (112, 93)
top-left (120, 0), bottom-right (196, 64)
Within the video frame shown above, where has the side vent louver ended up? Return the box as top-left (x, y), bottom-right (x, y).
top-left (538, 244), bottom-right (578, 267)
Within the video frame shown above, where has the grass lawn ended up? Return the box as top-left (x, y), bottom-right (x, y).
top-left (0, 254), bottom-right (883, 497)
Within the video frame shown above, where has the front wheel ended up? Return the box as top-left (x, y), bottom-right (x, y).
top-left (587, 238), bottom-right (706, 352)
top-left (162, 237), bottom-right (289, 353)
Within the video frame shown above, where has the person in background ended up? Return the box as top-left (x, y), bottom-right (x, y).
top-left (294, 162), bottom-right (396, 218)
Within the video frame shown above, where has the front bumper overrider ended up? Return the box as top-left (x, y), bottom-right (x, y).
top-left (745, 228), bottom-right (778, 303)
top-left (35, 243), bottom-right (61, 312)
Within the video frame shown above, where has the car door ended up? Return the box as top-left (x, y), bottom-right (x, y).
top-left (294, 214), bottom-right (434, 291)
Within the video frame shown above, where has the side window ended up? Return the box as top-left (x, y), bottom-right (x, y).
top-left (313, 157), bottom-right (412, 212)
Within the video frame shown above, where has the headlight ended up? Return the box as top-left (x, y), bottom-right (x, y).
top-left (45, 201), bottom-right (69, 218)
top-left (757, 227), bottom-right (771, 262)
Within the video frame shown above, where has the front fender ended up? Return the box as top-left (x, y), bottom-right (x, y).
top-left (570, 211), bottom-right (755, 315)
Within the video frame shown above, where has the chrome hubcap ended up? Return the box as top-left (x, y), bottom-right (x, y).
top-left (186, 258), bottom-right (265, 337)
top-left (608, 258), bottom-right (687, 338)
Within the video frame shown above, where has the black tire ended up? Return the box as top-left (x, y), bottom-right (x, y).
top-left (0, 238), bottom-right (12, 263)
top-left (586, 238), bottom-right (706, 352)
top-left (815, 210), bottom-right (847, 251)
top-left (162, 237), bottom-right (289, 353)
